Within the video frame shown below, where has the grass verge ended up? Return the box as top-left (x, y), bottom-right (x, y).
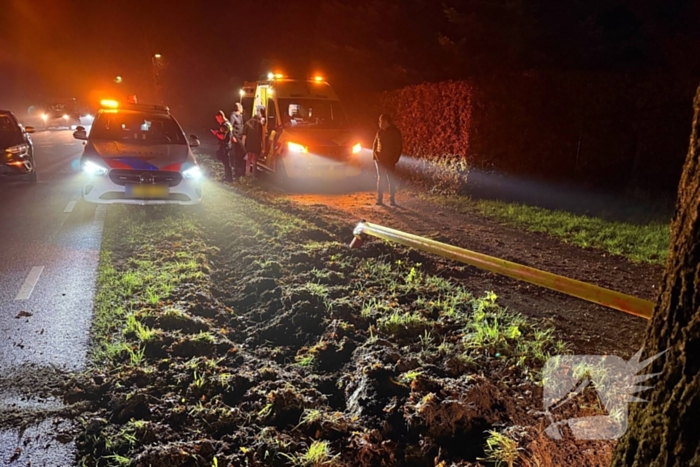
top-left (433, 195), bottom-right (670, 264)
top-left (71, 179), bottom-right (611, 467)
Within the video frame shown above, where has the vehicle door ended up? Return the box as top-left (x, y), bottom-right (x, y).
top-left (264, 97), bottom-right (280, 167)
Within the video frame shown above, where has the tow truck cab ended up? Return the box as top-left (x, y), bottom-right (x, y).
top-left (241, 77), bottom-right (363, 179)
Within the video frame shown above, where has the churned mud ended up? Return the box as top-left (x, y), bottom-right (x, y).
top-left (52, 151), bottom-right (659, 466)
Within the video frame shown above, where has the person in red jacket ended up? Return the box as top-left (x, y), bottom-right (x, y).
top-left (372, 114), bottom-right (403, 206)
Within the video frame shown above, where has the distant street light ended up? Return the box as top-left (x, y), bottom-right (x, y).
top-left (152, 54), bottom-right (164, 104)
top-left (114, 76), bottom-right (123, 84)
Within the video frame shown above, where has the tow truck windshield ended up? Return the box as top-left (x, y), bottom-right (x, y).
top-left (90, 110), bottom-right (186, 145)
top-left (280, 99), bottom-right (348, 129)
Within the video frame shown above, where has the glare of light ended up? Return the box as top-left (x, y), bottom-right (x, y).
top-left (274, 73), bottom-right (284, 79)
top-left (287, 142), bottom-right (308, 153)
top-left (114, 76), bottom-right (123, 83)
top-left (83, 160), bottom-right (108, 176)
top-left (239, 89), bottom-right (245, 96)
top-left (267, 72), bottom-right (274, 80)
top-left (314, 76), bottom-right (324, 82)
top-left (154, 53), bottom-right (162, 58)
top-left (86, 114), bottom-right (93, 119)
top-left (100, 99), bottom-right (119, 109)
top-left (6, 144), bottom-right (28, 155)
top-left (352, 143), bottom-right (362, 154)
top-left (41, 114), bottom-right (48, 121)
top-left (63, 114), bottom-right (69, 120)
top-left (182, 165), bottom-right (203, 180)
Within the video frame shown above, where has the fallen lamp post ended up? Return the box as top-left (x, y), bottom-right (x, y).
top-left (350, 221), bottom-right (654, 320)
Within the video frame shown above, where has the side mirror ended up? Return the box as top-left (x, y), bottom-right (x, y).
top-left (25, 126), bottom-right (36, 134)
top-left (73, 128), bottom-right (88, 140)
top-left (189, 134), bottom-right (200, 147)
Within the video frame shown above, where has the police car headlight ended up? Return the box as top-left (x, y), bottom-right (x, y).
top-left (352, 143), bottom-right (362, 154)
top-left (83, 160), bottom-right (108, 176)
top-left (287, 142), bottom-right (308, 153)
top-left (183, 166), bottom-right (202, 180)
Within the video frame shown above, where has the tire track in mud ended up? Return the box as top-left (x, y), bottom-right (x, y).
top-left (68, 156), bottom-right (619, 466)
top-left (191, 183), bottom-right (617, 467)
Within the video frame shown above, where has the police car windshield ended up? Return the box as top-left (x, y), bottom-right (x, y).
top-left (280, 99), bottom-right (348, 129)
top-left (90, 110), bottom-right (186, 145)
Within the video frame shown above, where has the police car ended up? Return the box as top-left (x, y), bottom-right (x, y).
top-left (73, 100), bottom-right (203, 205)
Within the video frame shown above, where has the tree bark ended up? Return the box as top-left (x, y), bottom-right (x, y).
top-left (610, 86), bottom-right (700, 466)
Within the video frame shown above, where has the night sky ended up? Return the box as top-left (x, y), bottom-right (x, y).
top-left (2, 0), bottom-right (699, 120)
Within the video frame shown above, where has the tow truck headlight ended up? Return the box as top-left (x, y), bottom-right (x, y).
top-left (287, 142), bottom-right (308, 154)
top-left (182, 166), bottom-right (202, 180)
top-left (83, 160), bottom-right (108, 176)
top-left (352, 143), bottom-right (362, 154)
top-left (6, 144), bottom-right (29, 156)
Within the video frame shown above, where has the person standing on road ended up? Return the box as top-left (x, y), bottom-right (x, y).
top-left (372, 113), bottom-right (403, 206)
top-left (211, 110), bottom-right (233, 182)
top-left (229, 103), bottom-right (246, 179)
top-left (242, 108), bottom-right (264, 177)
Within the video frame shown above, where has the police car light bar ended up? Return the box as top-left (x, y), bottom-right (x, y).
top-left (100, 99), bottom-right (119, 108)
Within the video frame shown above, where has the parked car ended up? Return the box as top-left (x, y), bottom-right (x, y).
top-left (0, 110), bottom-right (37, 182)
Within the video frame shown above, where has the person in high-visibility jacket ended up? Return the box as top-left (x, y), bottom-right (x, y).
top-left (372, 114), bottom-right (403, 206)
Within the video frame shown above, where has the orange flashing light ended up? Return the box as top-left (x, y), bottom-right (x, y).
top-left (314, 76), bottom-right (324, 82)
top-left (100, 99), bottom-right (119, 108)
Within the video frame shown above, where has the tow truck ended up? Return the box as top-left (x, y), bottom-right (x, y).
top-left (240, 74), bottom-right (363, 180)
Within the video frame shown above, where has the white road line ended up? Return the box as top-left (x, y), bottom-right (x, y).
top-left (64, 201), bottom-right (76, 213)
top-left (15, 267), bottom-right (44, 300)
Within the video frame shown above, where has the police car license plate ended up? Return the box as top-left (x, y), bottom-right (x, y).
top-left (126, 184), bottom-right (169, 199)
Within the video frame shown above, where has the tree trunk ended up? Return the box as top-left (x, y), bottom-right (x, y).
top-left (610, 87), bottom-right (700, 466)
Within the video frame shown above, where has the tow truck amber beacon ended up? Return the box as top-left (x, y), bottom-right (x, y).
top-left (240, 73), bottom-right (363, 180)
top-left (74, 99), bottom-right (203, 205)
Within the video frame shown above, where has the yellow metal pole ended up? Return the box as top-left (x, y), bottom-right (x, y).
top-left (352, 222), bottom-right (654, 320)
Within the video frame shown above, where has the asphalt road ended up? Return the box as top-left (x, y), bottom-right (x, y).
top-left (0, 126), bottom-right (104, 466)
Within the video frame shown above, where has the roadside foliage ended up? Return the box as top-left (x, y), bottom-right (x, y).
top-left (362, 70), bottom-right (693, 197)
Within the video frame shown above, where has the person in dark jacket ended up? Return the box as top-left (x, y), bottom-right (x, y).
top-left (372, 114), bottom-right (403, 205)
top-left (229, 103), bottom-right (246, 178)
top-left (242, 108), bottom-right (264, 177)
top-left (211, 110), bottom-right (233, 182)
